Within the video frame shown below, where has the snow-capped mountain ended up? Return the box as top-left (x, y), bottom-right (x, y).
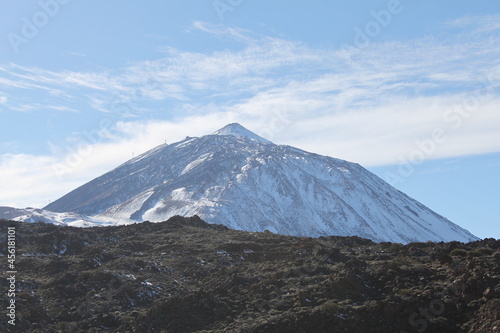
top-left (41, 123), bottom-right (478, 243)
top-left (0, 206), bottom-right (112, 227)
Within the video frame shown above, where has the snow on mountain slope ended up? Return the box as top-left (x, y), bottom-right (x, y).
top-left (43, 124), bottom-right (478, 243)
top-left (0, 206), bottom-right (118, 227)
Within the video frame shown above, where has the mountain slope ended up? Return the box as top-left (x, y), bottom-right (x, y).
top-left (0, 206), bottom-right (103, 227)
top-left (44, 123), bottom-right (478, 243)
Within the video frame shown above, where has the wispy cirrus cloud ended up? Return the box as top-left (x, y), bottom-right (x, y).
top-left (444, 13), bottom-right (500, 32)
top-left (2, 18), bottom-right (499, 116)
top-left (1, 16), bottom-right (500, 207)
top-left (9, 103), bottom-right (79, 113)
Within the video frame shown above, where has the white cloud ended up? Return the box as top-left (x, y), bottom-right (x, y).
top-left (67, 51), bottom-right (87, 57)
top-left (1, 17), bottom-right (500, 207)
top-left (0, 154), bottom-right (70, 208)
top-left (1, 89), bottom-right (499, 208)
top-left (444, 14), bottom-right (500, 33)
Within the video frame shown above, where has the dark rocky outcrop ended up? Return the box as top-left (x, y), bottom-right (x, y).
top-left (0, 217), bottom-right (498, 332)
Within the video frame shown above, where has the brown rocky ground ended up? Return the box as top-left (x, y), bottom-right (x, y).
top-left (0, 216), bottom-right (499, 332)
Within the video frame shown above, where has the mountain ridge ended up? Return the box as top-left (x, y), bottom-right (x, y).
top-left (41, 123), bottom-right (478, 244)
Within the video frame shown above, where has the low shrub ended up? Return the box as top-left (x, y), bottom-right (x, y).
top-left (450, 249), bottom-right (468, 257)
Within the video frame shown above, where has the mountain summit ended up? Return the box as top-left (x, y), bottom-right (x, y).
top-left (44, 124), bottom-right (478, 243)
top-left (213, 123), bottom-right (272, 144)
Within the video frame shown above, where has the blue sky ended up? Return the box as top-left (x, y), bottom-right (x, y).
top-left (0, 0), bottom-right (499, 239)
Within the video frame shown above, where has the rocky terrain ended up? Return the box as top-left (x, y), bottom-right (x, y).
top-left (0, 217), bottom-right (499, 332)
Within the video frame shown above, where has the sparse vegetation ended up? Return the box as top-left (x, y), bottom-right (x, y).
top-left (450, 248), bottom-right (468, 257)
top-left (0, 217), bottom-right (499, 332)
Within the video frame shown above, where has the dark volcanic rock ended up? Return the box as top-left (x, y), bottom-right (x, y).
top-left (0, 217), bottom-right (498, 332)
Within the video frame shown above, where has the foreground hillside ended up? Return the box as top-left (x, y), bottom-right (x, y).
top-left (0, 217), bottom-right (498, 332)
